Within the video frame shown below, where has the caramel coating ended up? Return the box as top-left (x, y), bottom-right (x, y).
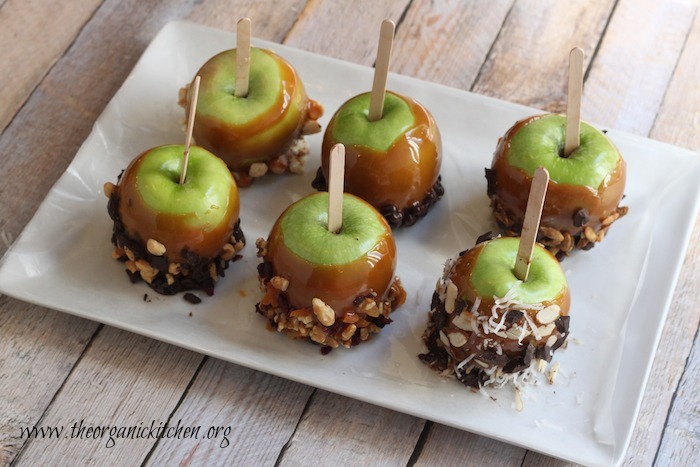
top-left (265, 211), bottom-right (397, 315)
top-left (117, 151), bottom-right (239, 264)
top-left (490, 114), bottom-right (626, 234)
top-left (445, 243), bottom-right (570, 360)
top-left (187, 50), bottom-right (318, 171)
top-left (321, 92), bottom-right (442, 210)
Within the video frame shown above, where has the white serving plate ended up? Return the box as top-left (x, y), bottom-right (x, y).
top-left (2, 21), bottom-right (699, 466)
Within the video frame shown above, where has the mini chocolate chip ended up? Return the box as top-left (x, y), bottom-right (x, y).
top-left (535, 345), bottom-right (552, 362)
top-left (551, 335), bottom-right (567, 352)
top-left (454, 298), bottom-right (467, 314)
top-left (311, 167), bottom-right (328, 191)
top-left (485, 168), bottom-right (497, 197)
top-left (150, 256), bottom-right (168, 272)
top-left (555, 251), bottom-right (567, 262)
top-left (430, 291), bottom-right (441, 310)
top-left (475, 231), bottom-right (494, 245)
top-left (320, 345), bottom-right (333, 355)
top-left (555, 316), bottom-right (570, 334)
top-left (183, 293), bottom-right (202, 304)
top-left (503, 357), bottom-right (527, 374)
top-left (573, 208), bottom-right (590, 227)
top-left (582, 241), bottom-right (596, 251)
top-left (504, 310), bottom-right (524, 325)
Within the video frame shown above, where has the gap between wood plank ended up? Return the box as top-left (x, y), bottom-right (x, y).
top-left (648, 4), bottom-right (700, 138)
top-left (10, 324), bottom-right (105, 467)
top-left (651, 322), bottom-right (700, 465)
top-left (139, 356), bottom-right (209, 466)
top-left (272, 388), bottom-right (317, 467)
top-left (405, 420), bottom-right (433, 466)
top-left (582, 0), bottom-right (621, 83)
top-left (0, 0), bottom-right (107, 135)
top-left (468, 0), bottom-right (517, 92)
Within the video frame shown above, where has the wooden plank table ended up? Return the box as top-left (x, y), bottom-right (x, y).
top-left (1, 0), bottom-right (699, 465)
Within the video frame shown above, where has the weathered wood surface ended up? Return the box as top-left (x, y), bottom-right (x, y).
top-left (1, 0), bottom-right (699, 466)
top-left (0, 0), bottom-right (103, 132)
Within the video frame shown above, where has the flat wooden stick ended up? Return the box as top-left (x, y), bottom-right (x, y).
top-left (514, 167), bottom-right (550, 282)
top-left (327, 143), bottom-right (346, 233)
top-left (368, 19), bottom-right (395, 122)
top-left (180, 75), bottom-right (201, 185)
top-left (564, 47), bottom-right (584, 156)
top-left (235, 17), bottom-right (251, 98)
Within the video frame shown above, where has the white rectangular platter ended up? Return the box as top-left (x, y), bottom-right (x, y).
top-left (2, 21), bottom-right (700, 466)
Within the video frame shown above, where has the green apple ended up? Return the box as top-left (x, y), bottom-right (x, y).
top-left (265, 192), bottom-right (396, 311)
top-left (319, 91), bottom-right (442, 222)
top-left (469, 237), bottom-right (567, 304)
top-left (507, 114), bottom-right (619, 188)
top-left (330, 92), bottom-right (415, 151)
top-left (117, 144), bottom-right (240, 263)
top-left (187, 47), bottom-right (314, 170)
top-left (488, 113), bottom-right (627, 243)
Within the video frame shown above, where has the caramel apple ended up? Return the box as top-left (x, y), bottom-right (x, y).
top-left (105, 144), bottom-right (245, 295)
top-left (313, 91), bottom-right (443, 227)
top-left (179, 47), bottom-right (323, 186)
top-left (486, 114), bottom-right (627, 256)
top-left (256, 192), bottom-right (406, 351)
top-left (420, 235), bottom-right (570, 390)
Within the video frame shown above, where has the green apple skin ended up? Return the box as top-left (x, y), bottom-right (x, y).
top-left (448, 236), bottom-right (570, 311)
top-left (188, 48), bottom-right (310, 170)
top-left (330, 92), bottom-right (415, 151)
top-left (321, 91), bottom-right (442, 210)
top-left (266, 192), bottom-right (397, 313)
top-left (490, 114), bottom-right (626, 234)
top-left (507, 114), bottom-right (619, 188)
top-left (117, 144), bottom-right (240, 263)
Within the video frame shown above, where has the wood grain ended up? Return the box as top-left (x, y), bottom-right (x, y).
top-left (0, 0), bottom-right (307, 465)
top-left (0, 299), bottom-right (98, 465)
top-left (413, 424), bottom-right (524, 466)
top-left (582, 0), bottom-right (699, 136)
top-left (145, 359), bottom-right (314, 466)
top-left (655, 320), bottom-right (700, 464)
top-left (14, 326), bottom-right (202, 466)
top-left (0, 0), bottom-right (103, 133)
top-left (651, 2), bottom-right (700, 151)
top-left (284, 0), bottom-right (411, 65)
top-left (472, 0), bottom-right (616, 110)
top-left (392, 0), bottom-right (514, 88)
top-left (625, 7), bottom-right (700, 465)
top-left (277, 389), bottom-right (425, 466)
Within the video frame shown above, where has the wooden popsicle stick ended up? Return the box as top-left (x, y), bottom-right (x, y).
top-left (179, 75), bottom-right (201, 185)
top-left (564, 47), bottom-right (584, 156)
top-left (514, 167), bottom-right (550, 282)
top-left (235, 17), bottom-right (251, 98)
top-left (368, 19), bottom-right (395, 122)
top-left (327, 143), bottom-right (346, 234)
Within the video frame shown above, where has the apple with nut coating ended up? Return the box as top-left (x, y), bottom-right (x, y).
top-left (487, 114), bottom-right (627, 256)
top-left (420, 235), bottom-right (570, 389)
top-left (314, 91), bottom-right (443, 227)
top-left (181, 48), bottom-right (323, 186)
top-left (256, 192), bottom-right (406, 351)
top-left (106, 144), bottom-right (245, 295)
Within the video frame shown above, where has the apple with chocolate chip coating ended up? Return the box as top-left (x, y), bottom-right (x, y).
top-left (487, 114), bottom-right (627, 254)
top-left (107, 144), bottom-right (244, 295)
top-left (316, 91), bottom-right (443, 227)
top-left (182, 48), bottom-right (323, 185)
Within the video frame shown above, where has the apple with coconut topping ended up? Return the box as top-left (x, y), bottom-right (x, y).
top-left (255, 192), bottom-right (406, 352)
top-left (419, 235), bottom-right (570, 391)
top-left (105, 144), bottom-right (245, 296)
